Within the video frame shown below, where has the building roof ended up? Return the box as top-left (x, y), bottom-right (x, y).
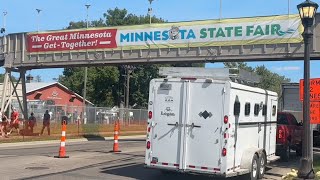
top-left (26, 82), bottom-right (94, 105)
top-left (26, 82), bottom-right (56, 93)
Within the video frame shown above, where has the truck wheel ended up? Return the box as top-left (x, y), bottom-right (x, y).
top-left (280, 146), bottom-right (290, 162)
top-left (257, 153), bottom-right (266, 179)
top-left (246, 154), bottom-right (259, 180)
top-left (296, 143), bottom-right (302, 157)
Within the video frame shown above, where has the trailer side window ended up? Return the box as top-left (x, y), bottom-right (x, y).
top-left (234, 101), bottom-right (240, 116)
top-left (262, 105), bottom-right (267, 116)
top-left (272, 105), bottom-right (277, 116)
top-left (245, 103), bottom-right (250, 116)
top-left (254, 104), bottom-right (260, 116)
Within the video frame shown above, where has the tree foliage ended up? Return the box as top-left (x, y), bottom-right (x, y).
top-left (223, 62), bottom-right (290, 95)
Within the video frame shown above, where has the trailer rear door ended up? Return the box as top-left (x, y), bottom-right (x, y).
top-left (183, 81), bottom-right (224, 172)
top-left (149, 80), bottom-right (186, 168)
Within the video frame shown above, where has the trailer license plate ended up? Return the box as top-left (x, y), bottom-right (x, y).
top-left (152, 157), bottom-right (158, 163)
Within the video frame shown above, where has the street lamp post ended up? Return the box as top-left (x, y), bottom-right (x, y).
top-left (148, 0), bottom-right (154, 24)
top-left (36, 9), bottom-right (42, 32)
top-left (297, 0), bottom-right (318, 179)
top-left (1, 11), bottom-right (7, 34)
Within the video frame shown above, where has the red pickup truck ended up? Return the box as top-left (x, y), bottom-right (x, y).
top-left (276, 112), bottom-right (303, 161)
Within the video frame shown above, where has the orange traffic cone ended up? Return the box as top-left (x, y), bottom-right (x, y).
top-left (110, 120), bottom-right (121, 152)
top-left (54, 120), bottom-right (69, 158)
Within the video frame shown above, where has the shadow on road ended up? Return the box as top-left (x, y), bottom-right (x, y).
top-left (82, 134), bottom-right (106, 141)
top-left (100, 163), bottom-right (249, 180)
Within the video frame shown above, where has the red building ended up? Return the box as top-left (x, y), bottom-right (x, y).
top-left (26, 82), bottom-right (93, 114)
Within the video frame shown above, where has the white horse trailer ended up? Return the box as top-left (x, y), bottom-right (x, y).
top-left (144, 68), bottom-right (279, 179)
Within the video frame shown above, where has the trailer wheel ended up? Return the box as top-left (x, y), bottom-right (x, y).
top-left (246, 154), bottom-right (259, 180)
top-left (257, 153), bottom-right (266, 179)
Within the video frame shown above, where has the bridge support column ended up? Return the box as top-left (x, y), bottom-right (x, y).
top-left (20, 69), bottom-right (28, 120)
top-left (1, 68), bottom-right (10, 111)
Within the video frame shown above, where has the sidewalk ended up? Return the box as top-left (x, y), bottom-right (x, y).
top-left (0, 135), bottom-right (146, 148)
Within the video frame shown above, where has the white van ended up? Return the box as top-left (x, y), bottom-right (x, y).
top-left (145, 68), bottom-right (279, 180)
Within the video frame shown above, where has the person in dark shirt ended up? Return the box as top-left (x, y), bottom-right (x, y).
top-left (40, 110), bottom-right (50, 135)
top-left (28, 112), bottom-right (36, 133)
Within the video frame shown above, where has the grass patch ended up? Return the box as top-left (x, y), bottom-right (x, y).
top-left (315, 154), bottom-right (320, 172)
top-left (0, 122), bottom-right (146, 143)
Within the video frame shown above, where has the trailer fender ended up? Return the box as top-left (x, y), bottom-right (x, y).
top-left (240, 148), bottom-right (264, 171)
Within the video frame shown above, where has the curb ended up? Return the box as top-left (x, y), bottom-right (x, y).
top-left (0, 135), bottom-right (146, 148)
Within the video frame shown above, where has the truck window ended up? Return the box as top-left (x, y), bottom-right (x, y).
top-left (254, 104), bottom-right (259, 116)
top-left (234, 101), bottom-right (240, 116)
top-left (245, 103), bottom-right (250, 116)
top-left (289, 114), bottom-right (299, 126)
top-left (277, 114), bottom-right (289, 125)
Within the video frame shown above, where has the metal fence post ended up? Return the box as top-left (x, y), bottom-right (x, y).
top-left (139, 109), bottom-right (142, 125)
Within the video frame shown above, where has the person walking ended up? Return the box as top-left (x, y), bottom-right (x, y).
top-left (28, 112), bottom-right (36, 134)
top-left (40, 110), bottom-right (50, 135)
top-left (1, 113), bottom-right (8, 138)
top-left (8, 108), bottom-right (20, 135)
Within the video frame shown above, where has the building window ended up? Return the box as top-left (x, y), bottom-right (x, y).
top-left (234, 101), bottom-right (240, 116)
top-left (254, 104), bottom-right (260, 116)
top-left (245, 103), bottom-right (250, 116)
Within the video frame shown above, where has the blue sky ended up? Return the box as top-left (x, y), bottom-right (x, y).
top-left (1, 0), bottom-right (319, 82)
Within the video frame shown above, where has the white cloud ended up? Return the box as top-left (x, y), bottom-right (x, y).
top-left (274, 66), bottom-right (301, 71)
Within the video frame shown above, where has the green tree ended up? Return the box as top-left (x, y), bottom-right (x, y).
top-left (223, 62), bottom-right (290, 95)
top-left (255, 65), bottom-right (290, 95)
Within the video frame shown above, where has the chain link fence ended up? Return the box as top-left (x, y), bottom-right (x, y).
top-left (27, 104), bottom-right (148, 126)
top-left (6, 102), bottom-right (148, 139)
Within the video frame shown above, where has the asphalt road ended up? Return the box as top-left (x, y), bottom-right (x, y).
top-left (0, 138), bottom-right (299, 180)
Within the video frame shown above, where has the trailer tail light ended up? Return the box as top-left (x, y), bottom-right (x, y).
top-left (147, 141), bottom-right (151, 149)
top-left (148, 127), bottom-right (151, 133)
top-left (222, 148), bottom-right (227, 156)
top-left (148, 111), bottom-right (153, 119)
top-left (224, 116), bottom-right (228, 124)
top-left (224, 133), bottom-right (228, 139)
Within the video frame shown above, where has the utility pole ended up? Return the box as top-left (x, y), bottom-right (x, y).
top-left (36, 9), bottom-right (42, 32)
top-left (288, 0), bottom-right (290, 15)
top-left (83, 4), bottom-right (90, 124)
top-left (124, 65), bottom-right (134, 125)
top-left (219, 0), bottom-right (222, 20)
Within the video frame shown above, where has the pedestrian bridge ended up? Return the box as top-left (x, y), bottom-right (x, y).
top-left (0, 13), bottom-right (319, 119)
top-left (0, 14), bottom-right (320, 70)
